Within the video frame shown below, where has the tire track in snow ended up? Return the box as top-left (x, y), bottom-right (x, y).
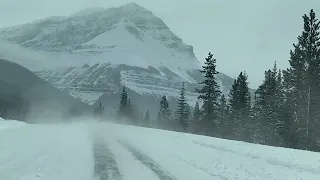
top-left (118, 140), bottom-right (177, 180)
top-left (93, 138), bottom-right (122, 180)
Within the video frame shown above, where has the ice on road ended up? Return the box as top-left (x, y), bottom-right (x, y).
top-left (1, 120), bottom-right (320, 180)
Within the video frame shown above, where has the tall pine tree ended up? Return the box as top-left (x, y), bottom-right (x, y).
top-left (118, 86), bottom-right (128, 118)
top-left (193, 102), bottom-right (201, 122)
top-left (218, 94), bottom-right (229, 138)
top-left (175, 82), bottom-right (188, 131)
top-left (283, 9), bottom-right (320, 151)
top-left (218, 95), bottom-right (228, 119)
top-left (255, 63), bottom-right (286, 146)
top-left (196, 52), bottom-right (221, 136)
top-left (94, 101), bottom-right (104, 119)
top-left (190, 101), bottom-right (201, 134)
top-left (228, 72), bottom-right (252, 141)
top-left (127, 98), bottom-right (135, 122)
top-left (118, 86), bottom-right (135, 121)
top-left (185, 105), bottom-right (191, 131)
top-left (144, 109), bottom-right (151, 127)
top-left (157, 95), bottom-right (172, 128)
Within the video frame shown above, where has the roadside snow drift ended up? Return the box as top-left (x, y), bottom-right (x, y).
top-left (1, 119), bottom-right (319, 180)
top-left (97, 123), bottom-right (320, 180)
top-left (0, 118), bottom-right (26, 131)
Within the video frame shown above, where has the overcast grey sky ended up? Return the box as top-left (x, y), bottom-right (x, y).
top-left (0, 0), bottom-right (319, 88)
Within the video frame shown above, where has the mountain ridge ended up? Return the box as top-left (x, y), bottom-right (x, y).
top-left (0, 3), bottom-right (246, 117)
top-left (0, 2), bottom-right (200, 70)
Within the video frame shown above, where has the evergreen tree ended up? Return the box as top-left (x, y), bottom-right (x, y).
top-left (218, 94), bottom-right (229, 137)
top-left (157, 95), bottom-right (172, 128)
top-left (118, 86), bottom-right (135, 122)
top-left (193, 102), bottom-right (201, 122)
top-left (219, 95), bottom-right (228, 119)
top-left (255, 64), bottom-right (286, 146)
top-left (252, 90), bottom-right (263, 143)
top-left (255, 70), bottom-right (276, 144)
top-left (190, 101), bottom-right (201, 134)
top-left (283, 9), bottom-right (320, 151)
top-left (118, 86), bottom-right (128, 117)
top-left (127, 98), bottom-right (137, 123)
top-left (185, 105), bottom-right (191, 128)
top-left (144, 109), bottom-right (151, 127)
top-left (228, 72), bottom-right (252, 141)
top-left (283, 45), bottom-right (308, 149)
top-left (175, 82), bottom-right (188, 130)
top-left (94, 101), bottom-right (104, 118)
top-left (127, 98), bottom-right (133, 117)
top-left (303, 9), bottom-right (320, 151)
top-left (196, 52), bottom-right (221, 135)
top-left (274, 67), bottom-right (287, 146)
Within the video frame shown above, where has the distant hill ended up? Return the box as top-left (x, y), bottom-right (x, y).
top-left (0, 59), bottom-right (88, 122)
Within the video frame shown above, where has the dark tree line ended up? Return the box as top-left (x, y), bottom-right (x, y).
top-left (94, 9), bottom-right (320, 152)
top-left (186, 9), bottom-right (320, 152)
top-left (153, 9), bottom-right (320, 152)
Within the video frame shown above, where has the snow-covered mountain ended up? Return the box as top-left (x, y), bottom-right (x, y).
top-left (0, 2), bottom-right (236, 115)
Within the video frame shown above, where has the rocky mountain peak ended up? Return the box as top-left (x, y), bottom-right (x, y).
top-left (119, 2), bottom-right (149, 12)
top-left (0, 2), bottom-right (200, 70)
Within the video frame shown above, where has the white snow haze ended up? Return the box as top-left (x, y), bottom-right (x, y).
top-left (1, 1), bottom-right (320, 180)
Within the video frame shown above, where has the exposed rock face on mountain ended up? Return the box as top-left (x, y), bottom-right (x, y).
top-left (0, 2), bottom-right (239, 118)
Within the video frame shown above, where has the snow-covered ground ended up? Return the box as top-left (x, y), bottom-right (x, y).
top-left (0, 117), bottom-right (26, 131)
top-left (0, 121), bottom-right (94, 180)
top-left (1, 119), bottom-right (320, 180)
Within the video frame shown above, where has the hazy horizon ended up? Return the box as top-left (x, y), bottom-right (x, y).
top-left (0, 0), bottom-right (319, 88)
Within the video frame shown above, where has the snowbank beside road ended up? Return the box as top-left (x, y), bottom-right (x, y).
top-left (1, 119), bottom-right (319, 180)
top-left (99, 123), bottom-right (320, 180)
top-left (0, 118), bottom-right (26, 131)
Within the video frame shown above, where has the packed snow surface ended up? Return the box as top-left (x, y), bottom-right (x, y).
top-left (0, 118), bottom-right (26, 131)
top-left (1, 119), bottom-right (319, 180)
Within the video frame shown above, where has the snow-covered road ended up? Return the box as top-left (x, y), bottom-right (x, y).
top-left (1, 120), bottom-right (320, 180)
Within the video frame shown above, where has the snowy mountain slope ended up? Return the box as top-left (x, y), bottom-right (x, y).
top-left (36, 63), bottom-right (201, 106)
top-left (0, 59), bottom-right (88, 121)
top-left (0, 2), bottom-right (198, 69)
top-left (1, 119), bottom-right (319, 180)
top-left (0, 2), bottom-right (242, 112)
